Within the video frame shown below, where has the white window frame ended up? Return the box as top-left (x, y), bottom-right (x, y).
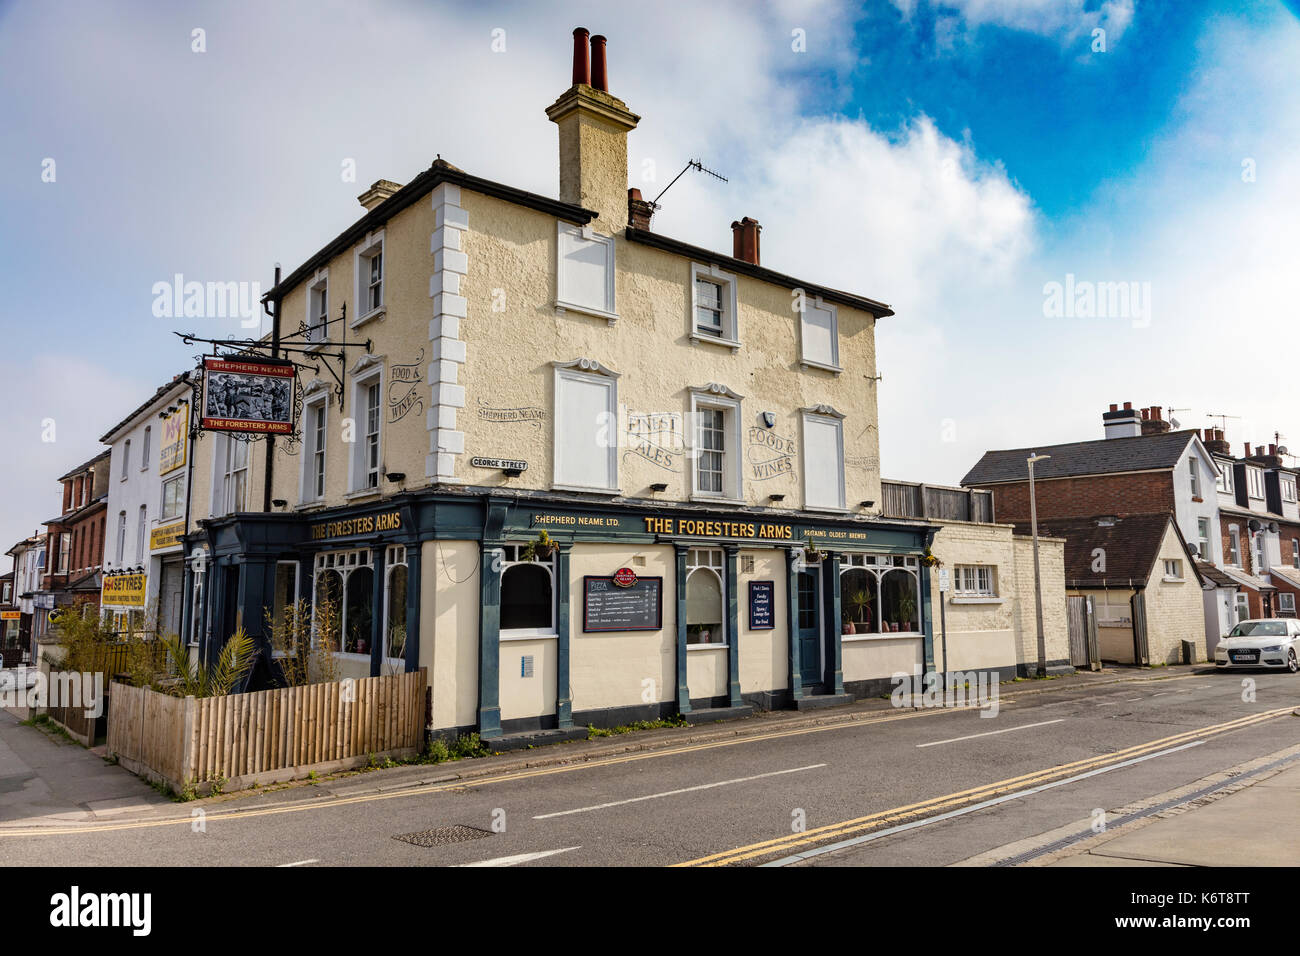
top-left (1217, 463), bottom-right (1233, 494)
top-left (313, 548), bottom-right (374, 661)
top-left (1163, 558), bottom-right (1183, 581)
top-left (1228, 526), bottom-right (1241, 566)
top-left (551, 359), bottom-right (620, 494)
top-left (1253, 531), bottom-right (1267, 574)
top-left (352, 231), bottom-right (385, 328)
top-left (116, 511), bottom-right (126, 565)
top-left (1247, 466), bottom-right (1264, 500)
top-left (121, 440), bottom-right (130, 480)
top-left (160, 474), bottom-right (184, 522)
top-left (306, 270), bottom-right (329, 349)
top-left (1280, 593), bottom-right (1296, 617)
top-left (497, 544), bottom-right (558, 641)
top-left (689, 263), bottom-right (740, 350)
top-left (555, 222), bottom-right (617, 322)
top-left (212, 434), bottom-right (249, 516)
top-left (141, 426), bottom-right (151, 471)
top-left (135, 505), bottom-right (147, 564)
top-left (1197, 518), bottom-right (1211, 562)
top-left (1235, 592), bottom-right (1250, 622)
top-left (1292, 538), bottom-right (1299, 570)
top-left (1283, 478), bottom-right (1297, 503)
top-left (688, 385), bottom-right (743, 503)
top-left (953, 564), bottom-right (996, 597)
top-left (686, 547), bottom-right (727, 648)
top-left (300, 395), bottom-right (329, 504)
top-left (188, 556), bottom-right (205, 646)
top-left (347, 365), bottom-right (384, 495)
top-left (800, 406), bottom-right (847, 512)
top-left (382, 544), bottom-right (411, 664)
top-left (839, 553), bottom-right (923, 636)
top-left (1187, 456), bottom-right (1200, 498)
top-left (799, 296), bottom-right (842, 373)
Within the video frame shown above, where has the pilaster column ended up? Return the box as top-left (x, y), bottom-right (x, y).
top-left (785, 548), bottom-right (804, 703)
top-left (674, 543), bottom-right (691, 714)
top-left (555, 543), bottom-right (573, 728)
top-left (725, 546), bottom-right (742, 708)
top-left (477, 542), bottom-right (502, 738)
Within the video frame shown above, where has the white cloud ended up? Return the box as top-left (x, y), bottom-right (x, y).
top-left (892, 0), bottom-right (1134, 46)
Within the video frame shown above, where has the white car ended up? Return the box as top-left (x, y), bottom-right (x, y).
top-left (1215, 618), bottom-right (1300, 673)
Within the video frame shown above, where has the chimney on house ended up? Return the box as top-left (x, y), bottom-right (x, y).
top-left (1244, 442), bottom-right (1252, 457)
top-left (357, 179), bottom-right (403, 210)
top-left (1103, 401), bottom-right (1142, 439)
top-left (1141, 405), bottom-right (1171, 436)
top-left (628, 188), bottom-right (655, 231)
top-left (547, 27), bottom-right (640, 228)
top-left (1204, 428), bottom-right (1231, 456)
top-left (731, 217), bottom-right (761, 265)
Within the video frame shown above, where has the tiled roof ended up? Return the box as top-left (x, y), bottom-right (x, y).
top-left (1011, 513), bottom-right (1194, 589)
top-left (962, 430), bottom-right (1197, 486)
top-left (1195, 560), bottom-right (1238, 589)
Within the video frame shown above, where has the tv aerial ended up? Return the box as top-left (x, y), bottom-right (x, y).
top-left (651, 159), bottom-right (729, 208)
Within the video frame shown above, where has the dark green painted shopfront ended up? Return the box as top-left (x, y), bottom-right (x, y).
top-left (182, 489), bottom-right (937, 740)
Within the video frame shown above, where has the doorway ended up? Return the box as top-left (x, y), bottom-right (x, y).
top-left (796, 569), bottom-right (822, 687)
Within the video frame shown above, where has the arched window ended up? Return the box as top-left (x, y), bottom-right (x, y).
top-left (499, 544), bottom-right (556, 636)
top-left (345, 567), bottom-right (374, 655)
top-left (384, 545), bottom-right (408, 663)
top-left (686, 548), bottom-right (725, 645)
top-left (839, 554), bottom-right (921, 635)
top-left (312, 549), bottom-right (374, 655)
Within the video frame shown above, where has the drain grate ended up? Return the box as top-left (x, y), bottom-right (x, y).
top-left (393, 826), bottom-right (494, 848)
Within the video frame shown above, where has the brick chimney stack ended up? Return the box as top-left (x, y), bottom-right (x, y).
top-left (357, 179), bottom-right (403, 210)
top-left (627, 188), bottom-right (654, 230)
top-left (1140, 405), bottom-right (1171, 435)
top-left (731, 217), bottom-right (761, 265)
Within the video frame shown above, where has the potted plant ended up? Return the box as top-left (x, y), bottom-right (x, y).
top-left (899, 591), bottom-right (917, 631)
top-left (803, 542), bottom-right (823, 564)
top-left (842, 612), bottom-right (855, 636)
top-left (921, 545), bottom-right (941, 568)
top-left (850, 589), bottom-right (873, 630)
top-left (520, 529), bottom-right (557, 562)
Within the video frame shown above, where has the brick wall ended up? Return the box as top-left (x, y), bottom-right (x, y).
top-left (982, 471), bottom-right (1175, 524)
top-left (1011, 533), bottom-right (1070, 668)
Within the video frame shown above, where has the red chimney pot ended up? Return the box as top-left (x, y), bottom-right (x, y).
top-left (1109, 404), bottom-right (1118, 412)
top-left (590, 34), bottom-right (608, 91)
top-left (731, 217), bottom-right (762, 265)
top-left (571, 28), bottom-right (590, 86)
top-left (1122, 401), bottom-right (1132, 410)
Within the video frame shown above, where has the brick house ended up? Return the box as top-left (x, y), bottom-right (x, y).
top-left (1015, 513), bottom-right (1205, 665)
top-left (36, 450), bottom-right (111, 628)
top-left (962, 402), bottom-right (1218, 658)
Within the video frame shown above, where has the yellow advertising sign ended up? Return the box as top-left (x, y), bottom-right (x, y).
top-left (159, 404), bottom-right (189, 475)
top-left (102, 573), bottom-right (147, 608)
top-left (1, 611), bottom-right (20, 621)
top-left (150, 522), bottom-right (185, 551)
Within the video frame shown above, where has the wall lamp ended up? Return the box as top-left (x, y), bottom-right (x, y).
top-left (271, 498), bottom-right (288, 509)
top-left (859, 500), bottom-right (875, 509)
top-left (502, 468), bottom-right (524, 478)
top-left (384, 472), bottom-right (407, 483)
top-left (768, 493), bottom-right (785, 503)
top-left (649, 482), bottom-right (668, 493)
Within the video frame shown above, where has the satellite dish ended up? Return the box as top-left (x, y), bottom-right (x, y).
top-left (1279, 445), bottom-right (1289, 456)
top-left (1248, 519), bottom-right (1261, 532)
top-left (1269, 521), bottom-right (1280, 534)
top-left (1170, 417), bottom-right (1181, 429)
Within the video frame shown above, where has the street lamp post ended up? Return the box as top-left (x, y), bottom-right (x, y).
top-left (1027, 454), bottom-right (1051, 678)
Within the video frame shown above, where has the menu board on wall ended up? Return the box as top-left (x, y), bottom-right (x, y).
top-left (749, 580), bottom-right (775, 630)
top-left (582, 576), bottom-right (663, 632)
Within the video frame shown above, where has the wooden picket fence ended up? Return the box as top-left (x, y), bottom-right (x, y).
top-left (106, 668), bottom-right (427, 794)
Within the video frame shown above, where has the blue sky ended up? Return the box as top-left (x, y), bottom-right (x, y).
top-left (1, 0), bottom-right (1298, 552)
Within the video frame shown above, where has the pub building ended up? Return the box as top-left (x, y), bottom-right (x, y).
top-left (179, 28), bottom-right (945, 741)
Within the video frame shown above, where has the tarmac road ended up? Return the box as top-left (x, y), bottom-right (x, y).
top-left (1, 668), bottom-right (1297, 867)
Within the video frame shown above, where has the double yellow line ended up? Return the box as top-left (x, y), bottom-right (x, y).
top-left (675, 707), bottom-right (1296, 866)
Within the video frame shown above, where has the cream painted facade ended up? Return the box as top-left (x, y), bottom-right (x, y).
top-left (178, 47), bottom-right (1069, 741)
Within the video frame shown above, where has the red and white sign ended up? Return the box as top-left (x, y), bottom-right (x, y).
top-left (201, 357), bottom-right (295, 434)
top-left (612, 567), bottom-right (638, 588)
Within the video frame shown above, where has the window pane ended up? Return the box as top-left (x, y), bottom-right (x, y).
top-left (314, 569), bottom-right (343, 649)
top-left (879, 569), bottom-right (919, 632)
top-left (386, 565), bottom-right (408, 657)
top-left (345, 567), bottom-right (374, 655)
top-left (686, 569), bottom-right (723, 644)
top-left (272, 564), bottom-right (297, 634)
top-left (840, 568), bottom-right (876, 633)
top-left (501, 563), bottom-right (552, 630)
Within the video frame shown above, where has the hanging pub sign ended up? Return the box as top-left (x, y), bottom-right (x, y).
top-left (200, 357), bottom-right (295, 434)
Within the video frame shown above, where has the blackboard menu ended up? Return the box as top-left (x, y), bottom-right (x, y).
top-left (583, 575), bottom-right (663, 632)
top-left (749, 580), bottom-right (775, 630)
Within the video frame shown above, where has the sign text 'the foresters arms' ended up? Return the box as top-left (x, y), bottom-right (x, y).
top-left (643, 517), bottom-right (794, 539)
top-left (310, 512), bottom-right (402, 540)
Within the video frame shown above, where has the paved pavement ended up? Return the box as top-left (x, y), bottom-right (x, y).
top-left (0, 709), bottom-right (172, 827)
top-left (0, 665), bottom-right (1296, 866)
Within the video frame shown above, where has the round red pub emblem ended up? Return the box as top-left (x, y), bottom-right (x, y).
top-left (612, 567), bottom-right (638, 588)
